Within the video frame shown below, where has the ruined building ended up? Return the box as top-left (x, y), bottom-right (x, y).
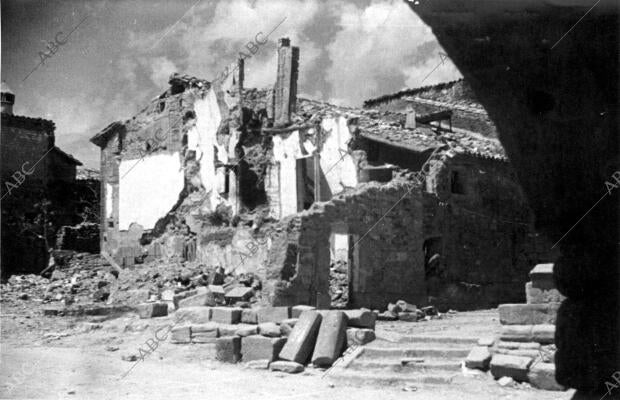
top-left (91, 39), bottom-right (551, 311)
top-left (1, 81), bottom-right (96, 277)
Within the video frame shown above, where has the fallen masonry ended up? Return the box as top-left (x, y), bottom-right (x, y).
top-left (161, 304), bottom-right (376, 373)
top-left (463, 263), bottom-right (566, 391)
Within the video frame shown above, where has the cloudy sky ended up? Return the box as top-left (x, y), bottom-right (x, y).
top-left (1, 0), bottom-right (461, 168)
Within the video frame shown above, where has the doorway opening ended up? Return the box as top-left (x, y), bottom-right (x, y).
top-left (329, 231), bottom-right (351, 309)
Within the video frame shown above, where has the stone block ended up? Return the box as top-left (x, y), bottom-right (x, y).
top-left (211, 307), bottom-right (242, 324)
top-left (344, 309), bottom-right (376, 329)
top-left (215, 336), bottom-right (241, 363)
top-left (241, 309), bottom-right (258, 324)
top-left (172, 287), bottom-right (207, 309)
top-left (191, 322), bottom-right (219, 333)
top-left (500, 325), bottom-right (533, 342)
top-left (191, 332), bottom-right (219, 343)
top-left (465, 346), bottom-right (492, 370)
top-left (178, 290), bottom-right (217, 308)
top-left (498, 303), bottom-right (560, 325)
top-left (398, 311), bottom-right (417, 322)
top-left (191, 322), bottom-right (219, 343)
top-left (529, 263), bottom-right (555, 290)
top-left (224, 287), bottom-right (254, 303)
top-left (136, 302), bottom-right (168, 319)
top-left (279, 310), bottom-right (322, 364)
top-left (396, 300), bottom-right (416, 313)
top-left (241, 335), bottom-right (287, 362)
top-left (478, 337), bottom-right (495, 347)
top-left (209, 285), bottom-right (226, 303)
top-left (498, 341), bottom-right (541, 350)
top-left (258, 322), bottom-right (281, 337)
top-left (495, 348), bottom-right (541, 358)
top-left (532, 324), bottom-right (555, 344)
top-left (291, 305), bottom-right (316, 318)
top-left (269, 360), bottom-right (304, 374)
top-left (525, 282), bottom-right (565, 304)
top-left (528, 362), bottom-right (566, 391)
top-left (209, 285), bottom-right (225, 295)
top-left (346, 328), bottom-right (376, 346)
top-left (218, 324), bottom-right (241, 337)
top-left (257, 306), bottom-right (291, 324)
top-left (490, 354), bottom-right (532, 382)
top-left (377, 311), bottom-right (398, 321)
top-left (174, 307), bottom-right (212, 324)
top-left (171, 326), bottom-right (191, 343)
top-left (235, 324), bottom-right (258, 337)
top-left (312, 311), bottom-right (348, 367)
top-left (246, 359), bottom-right (270, 369)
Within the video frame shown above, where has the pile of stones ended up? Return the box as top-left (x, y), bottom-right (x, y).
top-left (376, 299), bottom-right (440, 322)
top-left (139, 301), bottom-right (377, 373)
top-left (464, 263), bottom-right (566, 391)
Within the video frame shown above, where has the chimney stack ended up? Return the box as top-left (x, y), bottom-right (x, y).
top-left (405, 106), bottom-right (416, 129)
top-left (274, 38), bottom-right (299, 126)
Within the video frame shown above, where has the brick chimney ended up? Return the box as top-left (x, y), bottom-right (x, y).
top-left (274, 38), bottom-right (299, 126)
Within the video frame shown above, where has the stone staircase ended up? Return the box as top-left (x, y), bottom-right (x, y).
top-left (327, 333), bottom-right (479, 386)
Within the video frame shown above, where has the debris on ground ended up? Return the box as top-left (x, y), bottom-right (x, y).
top-left (329, 260), bottom-right (348, 308)
top-left (377, 300), bottom-right (444, 322)
top-left (1, 250), bottom-right (265, 314)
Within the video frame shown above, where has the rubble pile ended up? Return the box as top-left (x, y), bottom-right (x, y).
top-left (1, 250), bottom-right (265, 315)
top-left (329, 260), bottom-right (348, 308)
top-left (142, 303), bottom-right (377, 373)
top-left (376, 299), bottom-right (443, 322)
top-left (1, 252), bottom-right (113, 306)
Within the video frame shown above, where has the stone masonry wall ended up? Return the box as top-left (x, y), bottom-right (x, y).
top-left (264, 180), bottom-right (426, 310)
top-left (424, 154), bottom-right (557, 310)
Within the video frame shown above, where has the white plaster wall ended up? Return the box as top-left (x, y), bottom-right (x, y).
top-left (105, 183), bottom-right (113, 219)
top-left (118, 152), bottom-right (184, 231)
top-left (188, 89), bottom-right (226, 210)
top-left (272, 131), bottom-right (306, 217)
top-left (320, 117), bottom-right (358, 194)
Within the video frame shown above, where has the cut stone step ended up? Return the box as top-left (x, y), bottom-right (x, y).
top-left (375, 334), bottom-right (480, 345)
top-left (326, 369), bottom-right (459, 386)
top-left (362, 346), bottom-right (471, 359)
top-left (369, 339), bottom-right (475, 350)
top-left (347, 358), bottom-right (462, 372)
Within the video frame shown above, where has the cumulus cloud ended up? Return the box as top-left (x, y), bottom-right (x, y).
top-left (325, 0), bottom-right (462, 106)
top-left (9, 0), bottom-right (463, 168)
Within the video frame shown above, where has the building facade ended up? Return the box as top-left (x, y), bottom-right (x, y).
top-left (1, 82), bottom-right (84, 277)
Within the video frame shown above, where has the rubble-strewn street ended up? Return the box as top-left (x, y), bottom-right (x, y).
top-left (2, 0), bottom-right (618, 399)
top-left (0, 297), bottom-right (575, 399)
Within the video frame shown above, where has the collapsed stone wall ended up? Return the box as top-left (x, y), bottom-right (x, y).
top-left (98, 76), bottom-right (273, 262)
top-left (263, 179), bottom-right (426, 310)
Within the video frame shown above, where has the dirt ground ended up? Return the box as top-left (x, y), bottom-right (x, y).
top-left (0, 301), bottom-right (576, 400)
